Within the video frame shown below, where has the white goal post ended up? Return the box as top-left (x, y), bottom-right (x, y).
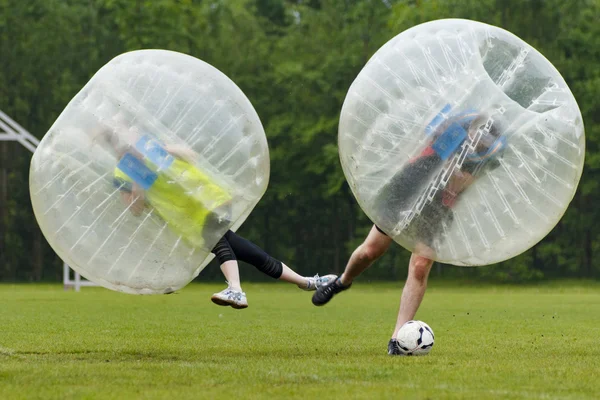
top-left (0, 110), bottom-right (97, 291)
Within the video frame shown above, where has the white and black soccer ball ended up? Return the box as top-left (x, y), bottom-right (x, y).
top-left (395, 320), bottom-right (435, 356)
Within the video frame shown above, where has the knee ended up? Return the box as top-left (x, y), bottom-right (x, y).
top-left (212, 236), bottom-right (235, 264)
top-left (357, 242), bottom-right (386, 263)
top-left (260, 257), bottom-right (283, 279)
top-left (409, 256), bottom-right (433, 283)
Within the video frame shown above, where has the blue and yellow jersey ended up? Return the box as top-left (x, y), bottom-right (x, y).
top-left (113, 135), bottom-right (232, 248)
top-left (424, 105), bottom-right (506, 168)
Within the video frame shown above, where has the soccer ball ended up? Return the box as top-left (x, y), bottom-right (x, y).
top-left (395, 320), bottom-right (435, 356)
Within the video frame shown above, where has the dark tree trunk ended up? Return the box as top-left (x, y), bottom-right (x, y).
top-left (333, 196), bottom-right (340, 273)
top-left (32, 228), bottom-right (44, 281)
top-left (0, 141), bottom-right (8, 279)
top-left (584, 225), bottom-right (592, 278)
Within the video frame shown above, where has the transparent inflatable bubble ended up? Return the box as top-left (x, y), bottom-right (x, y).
top-left (30, 50), bottom-right (269, 293)
top-left (339, 19), bottom-right (585, 266)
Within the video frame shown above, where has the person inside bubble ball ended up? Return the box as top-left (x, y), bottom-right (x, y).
top-left (312, 106), bottom-right (507, 354)
top-left (95, 118), bottom-right (335, 308)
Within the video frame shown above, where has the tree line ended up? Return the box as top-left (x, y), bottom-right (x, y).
top-left (0, 0), bottom-right (598, 283)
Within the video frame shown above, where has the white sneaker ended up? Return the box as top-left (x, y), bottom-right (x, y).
top-left (301, 274), bottom-right (338, 291)
top-left (210, 286), bottom-right (248, 309)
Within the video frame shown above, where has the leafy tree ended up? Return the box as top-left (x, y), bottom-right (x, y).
top-left (0, 0), bottom-right (598, 283)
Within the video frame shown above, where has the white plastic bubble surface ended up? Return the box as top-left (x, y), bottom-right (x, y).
top-left (339, 19), bottom-right (585, 266)
top-left (30, 50), bottom-right (270, 294)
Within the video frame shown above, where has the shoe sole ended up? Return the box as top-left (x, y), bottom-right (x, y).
top-left (211, 295), bottom-right (248, 309)
top-left (211, 296), bottom-right (232, 306)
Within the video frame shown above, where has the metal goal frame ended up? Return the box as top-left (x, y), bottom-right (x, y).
top-left (0, 110), bottom-right (97, 291)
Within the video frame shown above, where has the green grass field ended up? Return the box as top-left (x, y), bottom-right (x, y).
top-left (1, 282), bottom-right (599, 399)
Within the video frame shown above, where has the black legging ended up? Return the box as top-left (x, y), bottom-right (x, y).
top-left (211, 230), bottom-right (283, 279)
top-left (376, 153), bottom-right (443, 223)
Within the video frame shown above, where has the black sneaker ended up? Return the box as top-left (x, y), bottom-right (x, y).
top-left (387, 339), bottom-right (405, 356)
top-left (311, 277), bottom-right (351, 306)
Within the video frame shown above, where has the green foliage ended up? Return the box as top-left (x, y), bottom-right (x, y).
top-left (0, 0), bottom-right (599, 282)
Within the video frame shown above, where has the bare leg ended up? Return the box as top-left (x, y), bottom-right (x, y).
top-left (212, 259), bottom-right (248, 309)
top-left (222, 231), bottom-right (312, 287)
top-left (278, 263), bottom-right (309, 287)
top-left (219, 260), bottom-right (242, 292)
top-left (391, 252), bottom-right (434, 338)
top-left (339, 225), bottom-right (393, 286)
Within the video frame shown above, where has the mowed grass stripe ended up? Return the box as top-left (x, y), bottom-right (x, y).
top-left (0, 282), bottom-right (599, 399)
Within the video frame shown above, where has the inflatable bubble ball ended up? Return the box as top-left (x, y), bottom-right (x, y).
top-left (338, 19), bottom-right (585, 266)
top-left (30, 50), bottom-right (270, 294)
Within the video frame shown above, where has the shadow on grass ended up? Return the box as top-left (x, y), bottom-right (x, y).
top-left (9, 345), bottom-right (382, 363)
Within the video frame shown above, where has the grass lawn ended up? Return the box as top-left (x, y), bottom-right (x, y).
top-left (0, 281), bottom-right (599, 399)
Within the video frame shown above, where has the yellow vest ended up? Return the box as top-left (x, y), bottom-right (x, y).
top-left (114, 150), bottom-right (232, 249)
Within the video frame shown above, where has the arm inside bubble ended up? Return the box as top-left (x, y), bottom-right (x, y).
top-left (120, 183), bottom-right (146, 216)
top-left (163, 144), bottom-right (199, 162)
top-left (447, 170), bottom-right (475, 197)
